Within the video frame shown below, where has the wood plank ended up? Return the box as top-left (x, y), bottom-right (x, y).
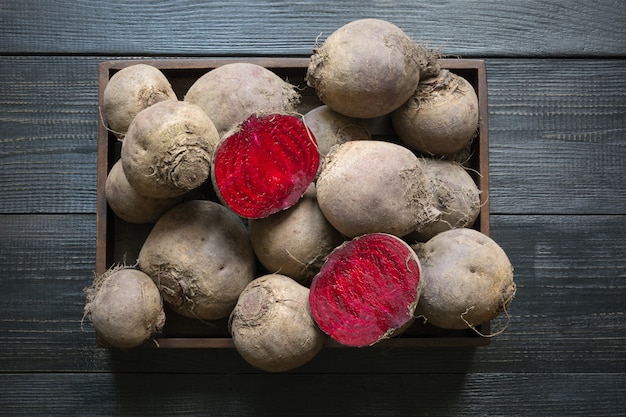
top-left (1, 56), bottom-right (625, 215)
top-left (1, 1), bottom-right (624, 57)
top-left (487, 59), bottom-right (626, 215)
top-left (0, 56), bottom-right (99, 214)
top-left (0, 372), bottom-right (624, 416)
top-left (0, 213), bottom-right (624, 374)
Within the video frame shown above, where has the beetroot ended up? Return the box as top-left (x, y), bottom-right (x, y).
top-left (229, 274), bottom-right (327, 372)
top-left (184, 62), bottom-right (300, 138)
top-left (305, 18), bottom-right (422, 118)
top-left (308, 233), bottom-right (422, 347)
top-left (212, 113), bottom-right (320, 219)
top-left (392, 69), bottom-right (479, 156)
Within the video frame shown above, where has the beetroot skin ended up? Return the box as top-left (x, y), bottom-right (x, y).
top-left (309, 233), bottom-right (422, 347)
top-left (212, 113), bottom-right (320, 219)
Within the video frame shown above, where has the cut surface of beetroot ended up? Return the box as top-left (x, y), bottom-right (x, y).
top-left (309, 233), bottom-right (422, 347)
top-left (212, 113), bottom-right (320, 219)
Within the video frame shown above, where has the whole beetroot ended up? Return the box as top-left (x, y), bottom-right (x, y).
top-left (105, 160), bottom-right (183, 224)
top-left (316, 140), bottom-right (439, 238)
top-left (302, 105), bottom-right (370, 156)
top-left (83, 266), bottom-right (165, 348)
top-left (138, 200), bottom-right (256, 321)
top-left (412, 157), bottom-right (481, 241)
top-left (248, 184), bottom-right (345, 283)
top-left (121, 100), bottom-right (220, 199)
top-left (184, 62), bottom-right (300, 138)
top-left (229, 274), bottom-right (327, 372)
top-left (102, 64), bottom-right (177, 140)
top-left (414, 228), bottom-right (516, 331)
top-left (392, 69), bottom-right (479, 156)
top-left (306, 18), bottom-right (422, 118)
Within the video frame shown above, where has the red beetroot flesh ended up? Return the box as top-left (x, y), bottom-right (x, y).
top-left (309, 233), bottom-right (422, 347)
top-left (212, 114), bottom-right (320, 219)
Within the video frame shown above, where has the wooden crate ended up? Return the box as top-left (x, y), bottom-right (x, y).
top-left (96, 58), bottom-right (491, 348)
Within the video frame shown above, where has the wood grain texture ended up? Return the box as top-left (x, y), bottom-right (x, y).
top-left (1, 56), bottom-right (625, 214)
top-left (0, 373), bottom-right (624, 417)
top-left (487, 59), bottom-right (626, 214)
top-left (0, 56), bottom-right (99, 214)
top-left (1, 0), bottom-right (624, 57)
top-left (1, 214), bottom-right (623, 375)
top-left (1, 2), bottom-right (625, 414)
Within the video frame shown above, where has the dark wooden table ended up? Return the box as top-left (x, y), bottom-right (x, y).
top-left (1, 1), bottom-right (625, 416)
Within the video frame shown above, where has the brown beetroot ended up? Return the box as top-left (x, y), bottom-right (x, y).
top-left (306, 18), bottom-right (422, 118)
top-left (309, 233), bottom-right (422, 347)
top-left (105, 160), bottom-right (182, 224)
top-left (121, 100), bottom-right (220, 199)
top-left (392, 70), bottom-right (479, 156)
top-left (103, 64), bottom-right (177, 140)
top-left (184, 62), bottom-right (300, 138)
top-left (212, 113), bottom-right (320, 219)
top-left (138, 200), bottom-right (256, 321)
top-left (83, 267), bottom-right (165, 348)
top-left (412, 157), bottom-right (481, 241)
top-left (414, 228), bottom-right (516, 331)
top-left (302, 105), bottom-right (370, 156)
top-left (248, 184), bottom-right (345, 283)
top-left (229, 274), bottom-right (327, 372)
top-left (315, 140), bottom-right (439, 238)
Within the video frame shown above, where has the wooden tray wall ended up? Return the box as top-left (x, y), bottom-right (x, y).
top-left (96, 58), bottom-right (491, 348)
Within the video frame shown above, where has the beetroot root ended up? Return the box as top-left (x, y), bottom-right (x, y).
top-left (309, 233), bottom-right (422, 347)
top-left (229, 274), bottom-right (327, 372)
top-left (121, 100), bottom-right (220, 199)
top-left (83, 266), bottom-right (165, 348)
top-left (316, 140), bottom-right (439, 238)
top-left (248, 184), bottom-right (345, 283)
top-left (184, 62), bottom-right (300, 138)
top-left (138, 200), bottom-right (256, 320)
top-left (105, 160), bottom-right (182, 224)
top-left (306, 18), bottom-right (422, 118)
top-left (302, 105), bottom-right (370, 156)
top-left (212, 113), bottom-right (320, 219)
top-left (412, 157), bottom-right (481, 241)
top-left (414, 228), bottom-right (516, 331)
top-left (392, 69), bottom-right (479, 156)
top-left (103, 64), bottom-right (177, 140)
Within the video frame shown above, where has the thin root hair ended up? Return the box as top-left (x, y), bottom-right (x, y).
top-left (98, 105), bottom-right (125, 139)
top-left (461, 302), bottom-right (510, 338)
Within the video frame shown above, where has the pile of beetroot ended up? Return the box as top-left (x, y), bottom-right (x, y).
top-left (84, 18), bottom-right (515, 372)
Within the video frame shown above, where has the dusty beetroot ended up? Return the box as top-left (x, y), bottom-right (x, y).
top-left (138, 200), bottom-right (256, 321)
top-left (302, 105), bottom-right (370, 156)
top-left (306, 18), bottom-right (422, 118)
top-left (105, 160), bottom-right (183, 224)
top-left (248, 184), bottom-right (345, 283)
top-left (83, 266), bottom-right (165, 348)
top-left (121, 100), bottom-right (220, 199)
top-left (229, 274), bottom-right (327, 372)
top-left (392, 69), bottom-right (479, 156)
top-left (309, 233), bottom-right (422, 347)
top-left (315, 140), bottom-right (439, 238)
top-left (413, 228), bottom-right (515, 331)
top-left (103, 64), bottom-right (177, 140)
top-left (212, 113), bottom-right (320, 219)
top-left (184, 62), bottom-right (300, 138)
top-left (411, 157), bottom-right (481, 241)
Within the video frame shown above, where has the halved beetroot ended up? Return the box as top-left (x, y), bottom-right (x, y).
top-left (309, 233), bottom-right (422, 347)
top-left (212, 113), bottom-right (320, 219)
